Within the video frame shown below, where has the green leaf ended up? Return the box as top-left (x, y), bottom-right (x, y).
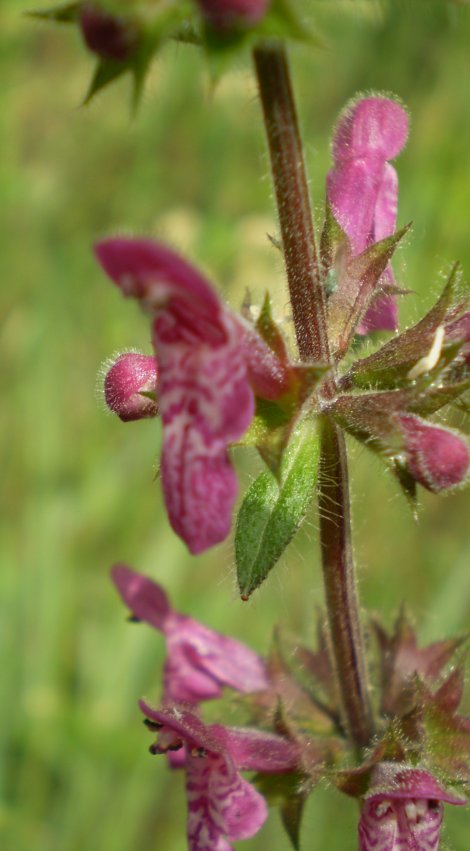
top-left (84, 58), bottom-right (128, 104)
top-left (27, 1), bottom-right (80, 23)
top-left (236, 422), bottom-right (320, 599)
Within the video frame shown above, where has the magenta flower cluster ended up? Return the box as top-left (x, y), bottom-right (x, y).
top-left (101, 96), bottom-right (470, 851)
top-left (99, 95), bottom-right (470, 557)
top-left (112, 565), bottom-right (298, 848)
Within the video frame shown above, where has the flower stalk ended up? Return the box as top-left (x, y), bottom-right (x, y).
top-left (253, 44), bottom-right (329, 364)
top-left (254, 43), bottom-right (373, 750)
top-left (318, 418), bottom-right (374, 749)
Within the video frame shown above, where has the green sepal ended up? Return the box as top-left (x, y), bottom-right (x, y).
top-left (328, 223), bottom-right (411, 358)
top-left (202, 24), bottom-right (251, 84)
top-left (27, 1), bottom-right (80, 22)
top-left (390, 458), bottom-right (418, 516)
top-left (320, 200), bottom-right (349, 282)
top-left (84, 57), bottom-right (128, 104)
top-left (256, 292), bottom-right (289, 362)
top-left (416, 684), bottom-right (470, 783)
top-left (343, 262), bottom-right (467, 390)
top-left (240, 396), bottom-right (293, 475)
top-left (202, 0), bottom-right (322, 83)
top-left (236, 422), bottom-right (320, 599)
top-left (80, 3), bottom-right (194, 108)
top-left (253, 772), bottom-right (309, 851)
top-left (333, 727), bottom-right (408, 798)
top-left (256, 0), bottom-right (323, 45)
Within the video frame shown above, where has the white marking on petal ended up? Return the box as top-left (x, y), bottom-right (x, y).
top-left (407, 325), bottom-right (445, 379)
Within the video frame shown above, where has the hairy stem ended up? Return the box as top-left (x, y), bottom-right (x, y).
top-left (318, 418), bottom-right (374, 748)
top-left (254, 43), bottom-right (373, 749)
top-left (253, 44), bottom-right (329, 364)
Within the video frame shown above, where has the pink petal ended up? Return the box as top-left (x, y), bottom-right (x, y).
top-left (366, 764), bottom-right (466, 805)
top-left (332, 97), bottom-right (409, 164)
top-left (140, 704), bottom-right (268, 849)
top-left (95, 238), bottom-right (221, 321)
top-left (359, 764), bottom-right (465, 851)
top-left (327, 97), bottom-right (408, 334)
top-left (112, 567), bottom-right (268, 703)
top-left (327, 155), bottom-right (385, 255)
top-left (104, 352), bottom-right (158, 422)
top-left (398, 414), bottom-right (470, 493)
top-left (163, 645), bottom-right (223, 703)
top-left (111, 564), bottom-right (170, 630)
top-left (359, 797), bottom-right (444, 851)
top-left (373, 163), bottom-right (399, 242)
top-left (221, 727), bottom-right (299, 773)
top-left (157, 310), bottom-right (254, 554)
top-left (186, 753), bottom-right (267, 849)
top-left (241, 326), bottom-right (290, 400)
top-left (358, 268), bottom-right (398, 335)
top-left (95, 238), bottom-right (255, 553)
top-left (169, 615), bottom-right (269, 695)
top-left (162, 614), bottom-right (269, 702)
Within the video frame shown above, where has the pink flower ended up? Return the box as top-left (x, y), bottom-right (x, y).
top-left (397, 414), bottom-right (470, 493)
top-left (359, 763), bottom-right (465, 851)
top-left (141, 702), bottom-right (299, 851)
top-left (96, 238), bottom-right (289, 554)
top-left (104, 352), bottom-right (158, 422)
top-left (112, 565), bottom-right (269, 706)
top-left (327, 97), bottom-right (409, 333)
top-left (197, 0), bottom-right (269, 30)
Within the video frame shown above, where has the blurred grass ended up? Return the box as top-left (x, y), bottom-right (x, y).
top-left (1, 0), bottom-right (470, 849)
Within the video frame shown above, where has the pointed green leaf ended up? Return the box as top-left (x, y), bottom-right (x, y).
top-left (236, 423), bottom-right (320, 599)
top-left (281, 792), bottom-right (306, 851)
top-left (344, 262), bottom-right (466, 390)
top-left (27, 1), bottom-right (79, 23)
top-left (84, 58), bottom-right (128, 104)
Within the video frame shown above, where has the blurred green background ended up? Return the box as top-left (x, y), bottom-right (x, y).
top-left (2, 1), bottom-right (470, 848)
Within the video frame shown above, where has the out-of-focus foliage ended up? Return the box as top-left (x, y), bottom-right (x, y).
top-left (1, 0), bottom-right (470, 849)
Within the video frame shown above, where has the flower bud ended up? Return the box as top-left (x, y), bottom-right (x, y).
top-left (197, 0), bottom-right (269, 30)
top-left (80, 4), bottom-right (139, 62)
top-left (398, 414), bottom-right (469, 493)
top-left (103, 353), bottom-right (158, 422)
